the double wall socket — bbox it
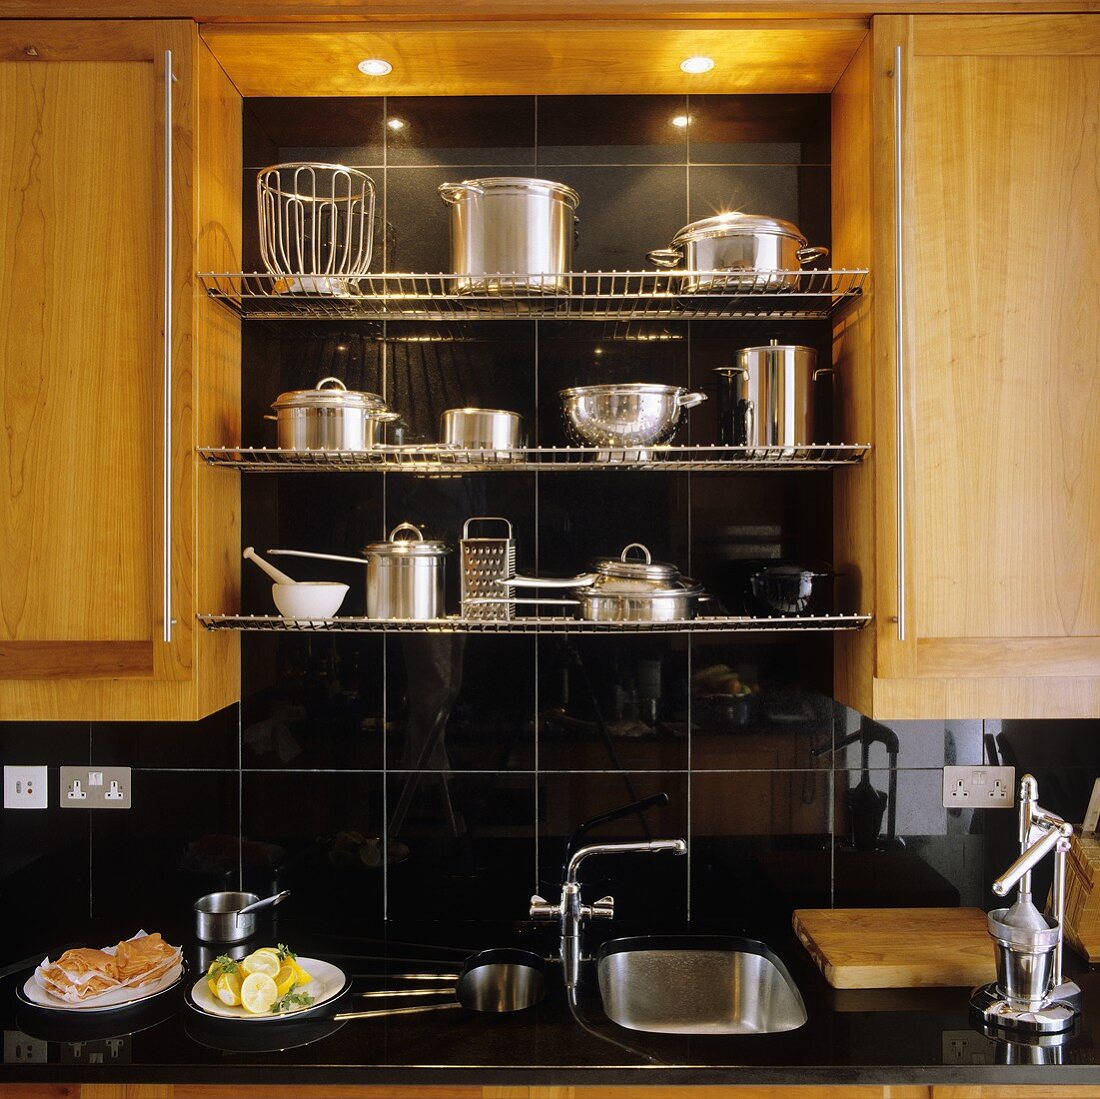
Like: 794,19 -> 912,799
60,766 -> 131,809
942,765 -> 1015,808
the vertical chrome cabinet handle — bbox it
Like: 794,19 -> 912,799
163,49 -> 175,644
893,44 -> 906,642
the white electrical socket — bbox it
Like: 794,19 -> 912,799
60,766 -> 132,809
3,766 -> 48,809
942,765 -> 1015,808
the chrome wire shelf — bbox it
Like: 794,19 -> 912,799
197,443 -> 869,473
198,269 -> 868,321
198,613 -> 871,635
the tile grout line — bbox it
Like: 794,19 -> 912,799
532,94 -> 540,895
684,93 -> 692,924
237,700 -> 244,893
381,95 -> 390,922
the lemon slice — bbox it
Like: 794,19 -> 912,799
253,946 -> 281,959
240,972 -> 278,1014
288,957 -> 312,987
274,962 -> 297,998
240,950 -> 280,978
215,971 -> 242,1007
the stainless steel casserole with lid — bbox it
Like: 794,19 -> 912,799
560,383 -> 707,447
500,543 -> 705,622
270,376 -> 397,451
438,177 -> 580,295
647,213 -> 828,293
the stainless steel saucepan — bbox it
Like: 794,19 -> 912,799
194,890 -> 291,943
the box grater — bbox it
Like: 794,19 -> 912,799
460,517 -> 516,620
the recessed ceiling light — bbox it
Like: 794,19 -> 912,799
386,117 -> 406,131
357,58 -> 393,76
671,114 -> 692,128
679,56 -> 715,74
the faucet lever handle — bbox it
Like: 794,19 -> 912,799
529,894 -> 560,920
590,895 -> 615,919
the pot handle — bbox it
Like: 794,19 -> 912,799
389,522 -> 425,543
316,376 -> 347,391
647,248 -> 683,269
367,410 -> 402,423
268,548 -> 366,565
620,543 -> 652,564
676,391 -> 708,409
796,245 -> 830,266
498,574 -> 595,590
263,414 -> 277,421
438,181 -> 482,205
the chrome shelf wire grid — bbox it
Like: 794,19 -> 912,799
197,443 -> 870,473
197,613 -> 871,635
197,268 -> 868,322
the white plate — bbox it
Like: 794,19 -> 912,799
20,963 -> 184,1014
187,957 -> 347,1022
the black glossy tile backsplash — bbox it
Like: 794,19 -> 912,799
1,94 -> 1095,960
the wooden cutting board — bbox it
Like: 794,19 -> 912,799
792,907 -> 996,989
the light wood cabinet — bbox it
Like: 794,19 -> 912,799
833,14 -> 1100,719
0,20 -> 241,720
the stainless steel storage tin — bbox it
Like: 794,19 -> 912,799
364,523 -> 450,620
441,408 -> 522,450
460,517 -> 516,621
648,213 -> 828,293
716,341 -> 820,454
438,177 -> 580,295
271,377 -> 394,451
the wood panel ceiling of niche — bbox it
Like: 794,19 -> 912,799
201,19 -> 869,97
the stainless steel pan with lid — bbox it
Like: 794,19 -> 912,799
647,212 -> 828,293
269,377 -> 398,451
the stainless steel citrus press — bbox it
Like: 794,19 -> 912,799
970,774 -> 1081,1034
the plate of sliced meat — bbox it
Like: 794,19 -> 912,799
18,931 -> 184,1014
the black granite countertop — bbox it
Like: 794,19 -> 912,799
2,913 -> 1100,1087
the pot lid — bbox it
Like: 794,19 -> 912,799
272,376 -> 388,412
592,543 -> 681,582
733,338 -> 818,357
439,176 -> 580,208
670,212 -> 806,246
364,522 -> 450,557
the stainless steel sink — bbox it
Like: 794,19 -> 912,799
596,935 -> 808,1035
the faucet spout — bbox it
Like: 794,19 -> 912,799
566,838 -> 686,883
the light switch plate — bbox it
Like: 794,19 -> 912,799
4,1030 -> 48,1064
60,766 -> 132,809
3,766 -> 48,809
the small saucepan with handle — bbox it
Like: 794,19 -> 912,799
194,890 -> 291,944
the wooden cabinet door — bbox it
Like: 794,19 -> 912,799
0,21 -> 240,720
844,15 -> 1100,718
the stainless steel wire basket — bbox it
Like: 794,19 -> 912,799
257,162 -> 377,285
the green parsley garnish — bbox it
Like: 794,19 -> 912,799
275,943 -> 296,962
270,985 -> 314,1014
208,954 -> 239,979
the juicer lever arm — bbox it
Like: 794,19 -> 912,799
992,818 -> 1072,897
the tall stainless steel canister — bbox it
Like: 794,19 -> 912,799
717,340 -> 821,454
363,523 -> 450,620
438,177 -> 580,295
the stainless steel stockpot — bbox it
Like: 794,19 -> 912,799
438,177 -> 580,295
440,408 -> 522,450
270,377 -> 397,451
364,523 -> 450,621
648,213 -> 828,293
715,340 -> 832,453
560,383 -> 707,447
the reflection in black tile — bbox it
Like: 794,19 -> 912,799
242,770 -> 385,919
687,164 -> 803,232
385,96 -> 536,167
537,636 -> 688,772
537,95 -> 689,165
90,770 -> 241,924
386,770 -> 534,922
386,636 -> 535,773
92,704 -> 239,770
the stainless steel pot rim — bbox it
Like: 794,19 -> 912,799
560,383 -> 689,398
668,212 -> 807,245
439,176 -> 581,207
194,891 -> 259,914
581,580 -> 703,598
442,407 -> 523,419
731,343 -> 819,357
273,377 -> 389,411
